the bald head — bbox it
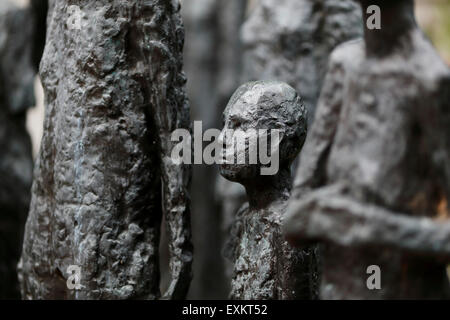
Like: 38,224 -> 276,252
219,81 -> 307,182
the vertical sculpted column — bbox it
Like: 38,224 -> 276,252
0,0 -> 35,299
19,0 -> 192,299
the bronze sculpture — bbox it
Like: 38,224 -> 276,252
220,81 -> 317,299
284,0 -> 450,299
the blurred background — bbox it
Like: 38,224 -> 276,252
4,0 -> 450,300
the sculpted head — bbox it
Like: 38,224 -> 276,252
218,81 -> 307,184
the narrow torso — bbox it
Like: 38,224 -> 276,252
230,205 -> 317,299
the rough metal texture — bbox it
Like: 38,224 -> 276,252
0,0 -> 35,299
220,81 -> 316,299
241,0 -> 362,123
19,0 -> 192,300
217,0 -> 363,292
284,0 -> 450,299
217,0 -> 363,296
182,0 -> 246,299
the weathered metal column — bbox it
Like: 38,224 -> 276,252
19,0 -> 192,300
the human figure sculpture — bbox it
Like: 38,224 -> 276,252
217,0 -> 363,287
284,0 -> 450,299
19,0 -> 192,299
220,81 -> 317,299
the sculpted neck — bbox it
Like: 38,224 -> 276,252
244,167 -> 291,211
361,0 -> 417,57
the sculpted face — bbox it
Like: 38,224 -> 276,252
218,85 -> 260,182
218,81 -> 307,183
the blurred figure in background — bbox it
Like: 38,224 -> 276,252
0,0 -> 36,299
